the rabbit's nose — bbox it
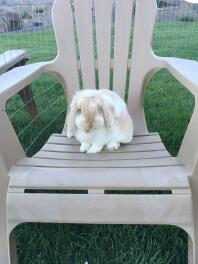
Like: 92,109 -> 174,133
85,127 -> 91,132
84,119 -> 93,132
84,124 -> 91,132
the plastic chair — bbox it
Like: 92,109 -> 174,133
0,0 -> 197,263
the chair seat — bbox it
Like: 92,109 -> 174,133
9,133 -> 190,191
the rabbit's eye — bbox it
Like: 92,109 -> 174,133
77,109 -> 81,114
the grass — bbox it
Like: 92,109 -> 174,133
1,20 -> 198,263
16,224 -> 187,264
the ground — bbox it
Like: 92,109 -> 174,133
0,21 -> 197,263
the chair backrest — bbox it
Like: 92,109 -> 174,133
51,0 -> 160,133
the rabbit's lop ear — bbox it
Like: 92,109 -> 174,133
67,99 -> 78,138
101,100 -> 114,131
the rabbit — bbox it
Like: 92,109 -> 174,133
66,89 -> 133,154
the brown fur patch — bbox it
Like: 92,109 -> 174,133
79,97 -> 101,132
115,112 -> 133,135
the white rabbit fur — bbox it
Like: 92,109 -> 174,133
66,89 -> 133,153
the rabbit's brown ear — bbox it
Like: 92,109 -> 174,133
67,100 -> 77,137
101,100 -> 114,130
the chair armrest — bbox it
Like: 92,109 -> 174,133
0,61 -> 50,171
0,62 -> 50,108
163,57 -> 198,97
161,57 -> 198,173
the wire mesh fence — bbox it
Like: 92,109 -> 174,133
0,0 -> 198,61
0,1 -> 56,63
0,0 -> 197,157
153,0 -> 198,60
6,73 -> 66,157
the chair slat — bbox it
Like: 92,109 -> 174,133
52,0 -> 79,95
7,194 -> 192,225
54,132 -> 159,138
9,166 -> 189,189
41,142 -> 165,153
18,157 -> 182,168
34,150 -> 170,161
94,0 -> 112,89
48,134 -> 162,145
74,0 -> 96,89
113,0 -> 133,98
127,0 -> 158,132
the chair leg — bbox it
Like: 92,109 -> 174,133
9,229 -> 17,264
188,235 -> 194,264
0,207 -> 18,264
0,165 -> 10,263
0,219 -> 10,264
18,85 -> 39,121
0,196 -> 11,264
190,177 -> 198,264
193,227 -> 198,264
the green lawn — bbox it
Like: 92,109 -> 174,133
1,21 -> 197,263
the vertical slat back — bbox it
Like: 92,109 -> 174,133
52,0 -> 158,110
52,0 -> 79,100
94,0 -> 112,89
74,0 -> 96,89
127,0 -> 159,134
113,0 -> 133,98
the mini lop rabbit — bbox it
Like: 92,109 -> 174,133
67,89 -> 133,154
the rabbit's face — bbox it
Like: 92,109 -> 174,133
67,91 -> 113,138
75,97 -> 105,133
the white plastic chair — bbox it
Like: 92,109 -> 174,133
0,0 -> 198,263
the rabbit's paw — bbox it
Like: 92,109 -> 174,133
87,144 -> 103,154
106,142 -> 120,151
80,142 -> 91,152
67,129 -> 73,138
